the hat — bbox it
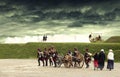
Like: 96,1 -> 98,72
37,48 -> 41,51
101,49 -> 104,52
86,48 -> 88,51
109,49 -> 113,52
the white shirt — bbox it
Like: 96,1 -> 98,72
107,51 -> 114,60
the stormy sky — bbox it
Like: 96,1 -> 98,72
0,0 -> 120,43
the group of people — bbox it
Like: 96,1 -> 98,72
43,34 -> 47,41
37,46 -> 82,67
37,46 -> 58,67
37,46 -> 114,71
84,49 -> 114,71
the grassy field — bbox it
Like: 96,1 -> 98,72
0,42 -> 120,62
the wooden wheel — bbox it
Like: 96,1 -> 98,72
73,54 -> 84,68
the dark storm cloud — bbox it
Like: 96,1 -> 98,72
0,0 -> 119,21
0,0 -> 119,30
0,0 -> 119,11
0,0 -> 119,28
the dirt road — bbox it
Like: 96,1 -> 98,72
0,59 -> 120,77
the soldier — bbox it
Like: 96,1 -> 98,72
51,46 -> 58,67
67,50 -> 72,56
72,48 -> 79,58
43,48 -> 49,66
84,48 -> 92,68
37,48 -> 44,66
48,48 -> 53,66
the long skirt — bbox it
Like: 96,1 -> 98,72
98,61 -> 105,70
107,60 -> 114,69
94,60 -> 98,68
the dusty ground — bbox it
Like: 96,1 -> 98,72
0,59 -> 120,77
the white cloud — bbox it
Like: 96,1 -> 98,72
4,36 -> 40,43
4,34 -> 90,43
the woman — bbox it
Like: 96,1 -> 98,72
107,49 -> 114,71
93,52 -> 99,70
98,49 -> 106,70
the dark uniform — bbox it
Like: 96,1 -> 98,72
84,49 -> 91,68
37,49 -> 44,66
98,50 -> 105,70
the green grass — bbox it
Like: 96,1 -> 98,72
0,42 -> 120,62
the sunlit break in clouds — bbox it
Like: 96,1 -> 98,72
0,0 -> 120,43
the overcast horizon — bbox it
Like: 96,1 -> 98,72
0,0 -> 120,43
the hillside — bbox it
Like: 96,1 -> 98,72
105,36 -> 120,43
0,43 -> 120,62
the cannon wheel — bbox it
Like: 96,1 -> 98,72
78,54 -> 84,68
56,56 -> 63,67
74,54 -> 84,68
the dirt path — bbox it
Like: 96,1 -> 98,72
0,59 -> 120,77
